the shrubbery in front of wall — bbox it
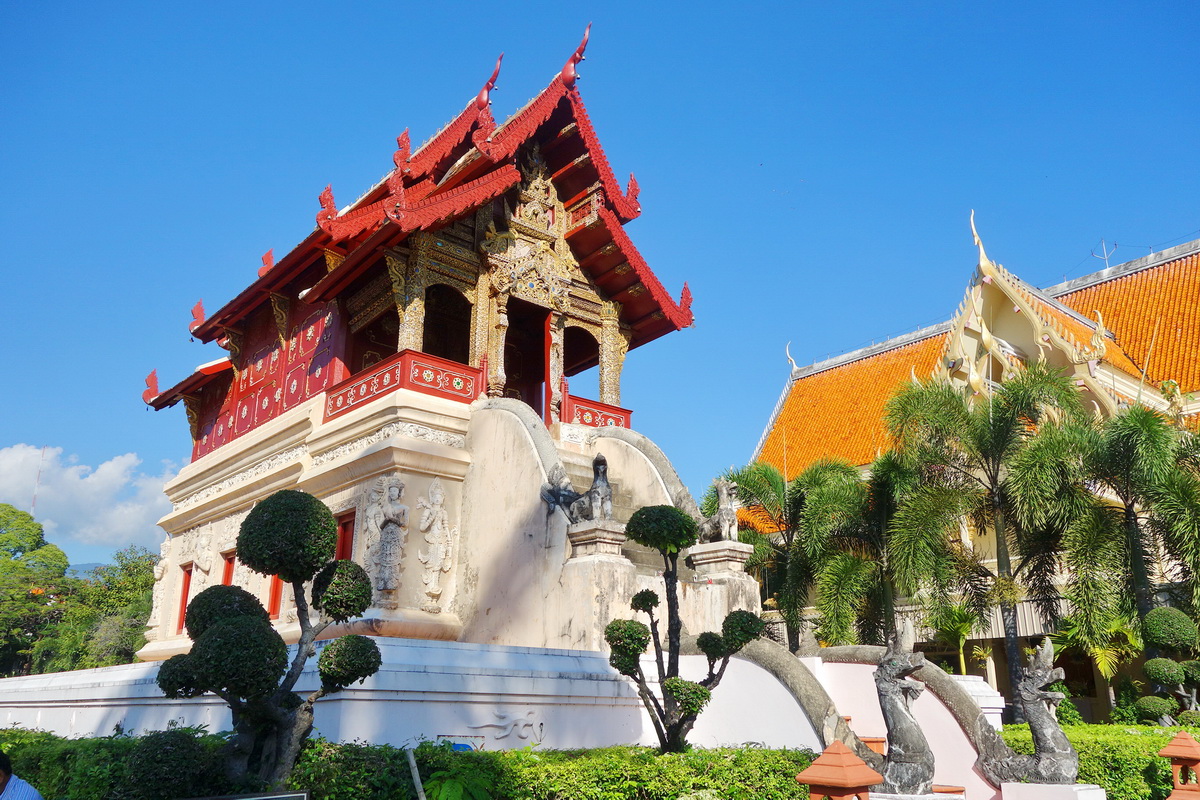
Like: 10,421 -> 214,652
1,727 -> 817,800
1002,723 -> 1200,800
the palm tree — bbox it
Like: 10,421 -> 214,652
720,462 -> 811,651
801,452 -> 958,645
928,601 -> 988,675
887,361 -> 1084,719
1049,612 -> 1141,711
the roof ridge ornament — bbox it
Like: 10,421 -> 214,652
317,185 -> 338,231
257,249 -> 275,278
142,370 -> 159,405
970,209 -> 993,271
394,129 -> 412,170
189,300 -> 206,334
475,54 -> 504,110
560,23 -> 591,88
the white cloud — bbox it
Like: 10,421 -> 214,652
0,444 -> 176,555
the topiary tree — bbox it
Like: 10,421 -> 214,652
156,490 -> 380,788
603,505 -> 764,753
1143,606 -> 1198,655
1134,694 -> 1179,726
1135,606 -> 1200,722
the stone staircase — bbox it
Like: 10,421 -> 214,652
560,452 -> 697,580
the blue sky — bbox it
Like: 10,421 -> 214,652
2,1 -> 1197,565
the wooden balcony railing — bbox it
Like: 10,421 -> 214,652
560,378 -> 631,428
324,350 -> 485,421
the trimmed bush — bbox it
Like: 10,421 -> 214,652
238,489 -> 336,582
624,505 -> 698,554
191,615 -> 287,699
1144,657 -> 1187,687
126,729 -> 217,800
312,559 -> 373,622
1134,694 -> 1179,723
663,677 -> 711,715
318,635 -> 382,691
185,584 -> 268,640
722,610 -> 766,653
1143,606 -> 1198,654
1179,709 -> 1200,726
697,631 -> 726,663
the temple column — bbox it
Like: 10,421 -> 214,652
599,301 -> 629,406
547,312 -> 565,424
488,291 -> 509,397
387,249 -> 426,353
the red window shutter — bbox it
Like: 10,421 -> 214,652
268,575 -> 284,619
335,511 -> 356,561
221,552 -> 236,585
176,564 -> 193,635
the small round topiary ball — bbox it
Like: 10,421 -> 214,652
1178,709 -> 1200,727
1145,657 -> 1187,687
625,505 -> 698,555
185,584 -> 269,641
318,634 -> 382,691
191,616 -> 287,700
1134,694 -> 1179,723
312,560 -> 373,622
604,618 -> 651,677
721,610 -> 765,654
157,653 -> 205,699
1143,606 -> 1199,654
697,631 -> 726,663
630,589 -> 660,614
238,490 -> 337,583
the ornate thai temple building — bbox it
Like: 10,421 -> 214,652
138,35 -> 757,662
753,226 -> 1200,713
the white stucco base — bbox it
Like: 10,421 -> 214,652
0,639 -> 821,753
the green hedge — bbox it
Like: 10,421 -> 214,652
1,728 -> 814,800
1002,723 -> 1199,800
293,741 -> 817,800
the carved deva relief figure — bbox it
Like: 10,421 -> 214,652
146,537 -> 172,628
417,477 -> 456,613
364,476 -> 409,608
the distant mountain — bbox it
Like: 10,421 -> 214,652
67,563 -> 104,578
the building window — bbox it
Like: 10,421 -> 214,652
268,575 -> 284,620
176,563 -> 193,635
221,552 -> 236,586
336,511 -> 356,561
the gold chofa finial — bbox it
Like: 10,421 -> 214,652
970,209 -> 991,269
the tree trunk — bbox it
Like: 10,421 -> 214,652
663,553 -> 681,679
992,500 -> 1026,724
1125,507 -> 1154,623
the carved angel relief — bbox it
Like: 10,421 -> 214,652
417,477 -> 457,613
363,475 -> 409,609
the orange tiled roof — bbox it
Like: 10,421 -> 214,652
1055,251 -> 1200,393
990,263 -> 1145,379
756,333 -> 949,478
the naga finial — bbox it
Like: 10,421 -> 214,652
560,23 -> 592,88
258,249 -> 274,278
189,300 -> 206,334
970,209 -> 992,270
142,369 -> 159,405
394,129 -> 411,169
475,53 -> 504,110
786,342 -> 802,379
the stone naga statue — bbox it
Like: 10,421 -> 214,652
874,636 -> 935,796
978,639 -> 1078,785
540,454 -> 613,524
697,479 -> 737,543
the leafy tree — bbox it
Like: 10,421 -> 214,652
156,490 -> 380,788
603,505 -> 764,753
0,504 -> 73,675
31,545 -> 158,673
887,362 -> 1084,721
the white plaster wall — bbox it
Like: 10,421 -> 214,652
0,641 -> 819,755
813,659 -> 999,800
